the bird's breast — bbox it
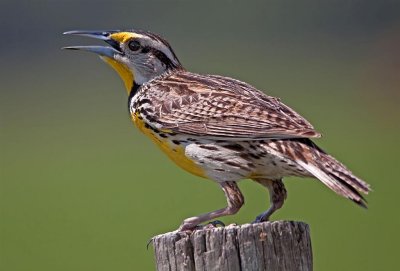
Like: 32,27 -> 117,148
130,111 -> 206,179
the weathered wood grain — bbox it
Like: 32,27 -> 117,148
152,221 -> 312,271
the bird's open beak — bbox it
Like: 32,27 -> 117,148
62,30 -> 123,58
63,30 -> 135,93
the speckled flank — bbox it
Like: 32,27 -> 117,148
131,109 -> 313,183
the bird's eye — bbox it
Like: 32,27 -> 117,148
128,40 -> 141,51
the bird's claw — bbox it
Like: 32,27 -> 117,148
193,220 -> 225,231
146,237 -> 154,250
207,220 -> 226,228
179,220 -> 226,232
253,214 -> 269,224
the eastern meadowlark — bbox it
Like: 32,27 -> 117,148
64,30 -> 371,231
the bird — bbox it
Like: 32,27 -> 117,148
63,29 -> 371,231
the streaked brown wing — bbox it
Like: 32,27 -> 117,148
146,71 -> 321,140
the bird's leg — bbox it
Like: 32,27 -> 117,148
252,178 -> 287,223
178,181 -> 244,232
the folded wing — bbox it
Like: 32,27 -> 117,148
143,72 -> 321,140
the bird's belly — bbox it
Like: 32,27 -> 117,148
132,115 -> 206,178
160,143 -> 206,178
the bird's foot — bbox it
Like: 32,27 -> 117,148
178,220 -> 225,232
253,213 -> 270,224
203,220 -> 226,229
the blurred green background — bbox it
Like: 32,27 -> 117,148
1,0 -> 399,270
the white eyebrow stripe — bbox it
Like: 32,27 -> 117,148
145,38 -> 178,65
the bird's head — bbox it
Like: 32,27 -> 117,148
63,30 -> 182,94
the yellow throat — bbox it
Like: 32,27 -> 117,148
100,56 -> 133,94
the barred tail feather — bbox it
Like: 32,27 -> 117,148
297,160 -> 368,208
267,138 -> 371,207
287,138 -> 371,207
320,153 -> 371,195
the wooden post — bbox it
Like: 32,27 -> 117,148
152,221 -> 312,271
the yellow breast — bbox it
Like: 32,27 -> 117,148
131,113 -> 206,178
